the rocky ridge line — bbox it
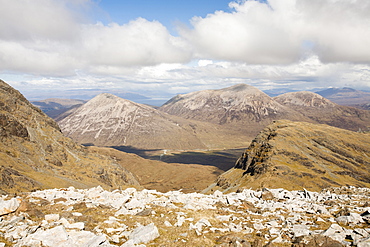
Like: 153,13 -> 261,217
208,120 -> 370,193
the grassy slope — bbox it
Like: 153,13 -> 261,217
206,120 -> 370,193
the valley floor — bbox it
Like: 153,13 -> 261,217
1,186 -> 370,246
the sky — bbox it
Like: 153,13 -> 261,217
1,0 -> 370,103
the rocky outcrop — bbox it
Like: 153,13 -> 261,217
207,120 -> 370,192
0,80 -> 140,194
1,186 -> 370,246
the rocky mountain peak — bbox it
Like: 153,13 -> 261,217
274,91 -> 336,108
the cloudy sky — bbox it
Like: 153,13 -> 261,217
1,0 -> 370,102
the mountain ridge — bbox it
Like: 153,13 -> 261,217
205,120 -> 370,193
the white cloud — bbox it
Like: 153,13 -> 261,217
0,0 -> 83,41
8,56 -> 370,101
81,19 -> 191,67
0,0 -> 191,76
296,0 -> 370,63
180,0 -> 370,64
1,0 -> 370,98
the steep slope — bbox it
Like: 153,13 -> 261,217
0,80 -> 140,194
274,91 -> 370,131
316,87 -> 370,106
206,120 -> 370,193
58,93 -> 212,150
159,84 -> 310,140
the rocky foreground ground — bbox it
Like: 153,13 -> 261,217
1,186 -> 370,246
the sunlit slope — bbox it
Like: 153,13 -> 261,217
206,120 -> 370,193
0,80 -> 140,194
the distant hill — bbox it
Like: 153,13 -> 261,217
0,80 -> 140,194
316,87 -> 370,106
159,84 -> 311,141
206,120 -> 370,193
274,91 -> 370,132
32,98 -> 86,119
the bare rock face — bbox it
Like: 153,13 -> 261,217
0,80 -> 140,194
207,120 -> 370,193
58,93 -> 209,150
275,91 -> 370,132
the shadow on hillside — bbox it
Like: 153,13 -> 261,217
110,146 -> 244,171
110,145 -> 162,158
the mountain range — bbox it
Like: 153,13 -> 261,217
2,79 -> 370,196
57,84 -> 370,152
57,93 -> 248,150
160,84 -> 370,136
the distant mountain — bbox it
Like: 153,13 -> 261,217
58,93 -> 210,150
262,88 -> 298,97
0,80 -> 140,194
274,91 -> 370,131
32,98 -> 86,119
159,84 -> 310,140
206,120 -> 370,193
316,87 -> 370,106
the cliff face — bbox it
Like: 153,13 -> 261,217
206,120 -> 370,193
0,80 -> 140,194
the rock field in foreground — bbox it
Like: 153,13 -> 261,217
1,186 -> 370,246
